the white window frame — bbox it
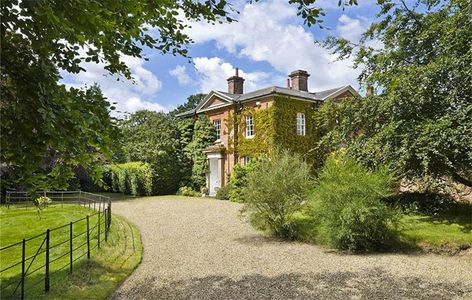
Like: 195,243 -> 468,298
297,112 -> 306,136
245,115 -> 254,138
213,119 -> 221,141
243,156 -> 251,165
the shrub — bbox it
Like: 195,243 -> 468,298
109,162 -> 153,196
33,196 -> 52,219
228,159 -> 260,202
310,151 -> 398,251
177,186 -> 201,197
241,149 -> 313,238
215,184 -> 232,200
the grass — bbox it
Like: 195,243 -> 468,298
291,201 -> 472,252
0,204 -> 142,299
398,212 -> 472,248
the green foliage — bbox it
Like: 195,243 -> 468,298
234,96 -> 317,166
186,115 -> 217,190
310,152 -> 398,251
228,160 -> 261,202
109,162 -> 153,196
33,196 -> 52,219
120,111 -> 181,194
322,0 -> 472,187
241,150 -> 313,238
0,0 -> 235,192
215,184 -> 232,200
1,81 -> 119,192
170,94 -> 206,118
177,186 -> 201,197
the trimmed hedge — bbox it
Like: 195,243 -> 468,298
108,162 -> 153,196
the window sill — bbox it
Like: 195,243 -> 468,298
245,135 -> 255,139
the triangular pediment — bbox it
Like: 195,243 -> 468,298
196,91 -> 234,113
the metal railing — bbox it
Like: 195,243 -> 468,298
0,191 -> 111,299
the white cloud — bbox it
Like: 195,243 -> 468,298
337,14 -> 369,42
169,65 -> 192,86
61,54 -> 168,116
185,0 -> 361,91
193,57 -> 274,93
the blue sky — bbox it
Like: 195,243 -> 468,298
62,0 -> 379,116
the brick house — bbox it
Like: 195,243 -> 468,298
178,69 -> 358,196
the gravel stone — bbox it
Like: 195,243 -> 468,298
111,197 -> 472,300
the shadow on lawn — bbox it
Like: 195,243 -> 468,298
112,268 -> 471,300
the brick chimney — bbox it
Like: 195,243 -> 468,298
289,70 -> 310,92
227,68 -> 244,94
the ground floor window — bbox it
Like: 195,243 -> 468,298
243,156 -> 251,165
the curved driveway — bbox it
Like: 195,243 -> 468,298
111,196 -> 472,299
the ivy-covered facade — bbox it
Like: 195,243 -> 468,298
177,69 -> 358,195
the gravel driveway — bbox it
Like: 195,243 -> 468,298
111,196 -> 472,300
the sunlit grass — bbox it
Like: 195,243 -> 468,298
0,204 -> 142,299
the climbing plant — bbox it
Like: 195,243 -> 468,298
230,96 -> 318,166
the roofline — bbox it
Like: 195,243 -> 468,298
194,90 -> 234,113
198,102 -> 234,113
321,85 -> 359,100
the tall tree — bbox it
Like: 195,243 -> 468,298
186,116 -> 217,190
120,110 -> 182,194
321,0 -> 472,186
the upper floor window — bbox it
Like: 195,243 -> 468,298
245,115 -> 254,138
297,113 -> 305,136
213,119 -> 221,141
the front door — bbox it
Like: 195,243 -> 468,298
208,157 -> 220,196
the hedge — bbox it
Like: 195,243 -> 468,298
108,162 -> 153,196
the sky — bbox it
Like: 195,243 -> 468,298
61,0 -> 379,116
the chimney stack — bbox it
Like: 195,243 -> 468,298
289,70 -> 310,92
366,85 -> 374,96
227,68 -> 245,94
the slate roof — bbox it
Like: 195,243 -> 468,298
175,85 -> 355,117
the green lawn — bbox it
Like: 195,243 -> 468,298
399,213 -> 472,248
291,205 -> 472,252
0,204 -> 142,299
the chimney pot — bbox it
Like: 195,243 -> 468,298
289,70 -> 310,91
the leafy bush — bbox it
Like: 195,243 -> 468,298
228,160 -> 260,202
215,184 -> 232,200
33,196 -> 52,219
385,192 -> 456,215
177,186 -> 201,197
109,162 -> 153,196
310,151 -> 398,251
241,149 -> 313,238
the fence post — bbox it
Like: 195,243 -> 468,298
87,215 -> 90,259
108,200 -> 112,227
104,209 -> 108,242
45,229 -> 50,292
97,210 -> 101,249
69,222 -> 73,273
21,239 -> 25,300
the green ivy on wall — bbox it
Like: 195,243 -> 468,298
230,96 -> 318,165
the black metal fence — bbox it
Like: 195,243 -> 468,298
0,191 -> 111,299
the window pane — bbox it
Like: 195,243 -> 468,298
214,120 -> 221,140
245,115 -> 254,137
